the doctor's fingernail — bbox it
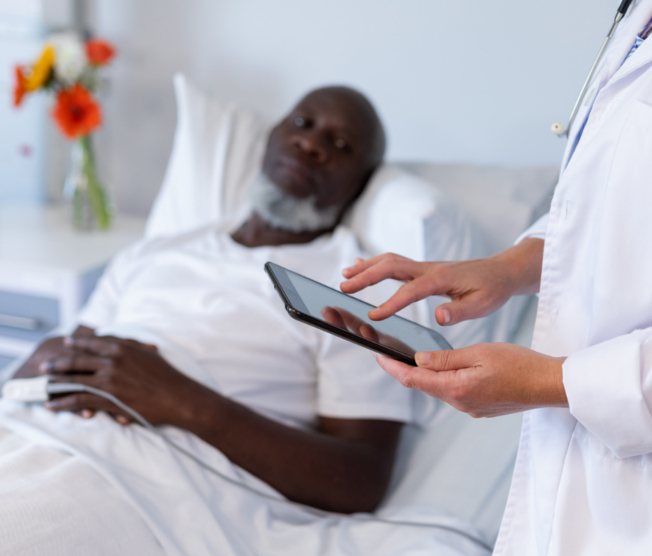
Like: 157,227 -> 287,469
441,309 -> 451,324
415,352 -> 432,366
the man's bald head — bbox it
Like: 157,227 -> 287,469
260,86 -> 386,224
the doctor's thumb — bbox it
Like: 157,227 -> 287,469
435,301 -> 474,326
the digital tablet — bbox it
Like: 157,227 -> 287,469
265,262 -> 452,366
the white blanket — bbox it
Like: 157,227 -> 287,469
0,333 -> 490,556
0,426 -> 164,556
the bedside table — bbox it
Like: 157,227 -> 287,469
0,204 -> 146,371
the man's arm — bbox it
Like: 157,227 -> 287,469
39,335 -> 402,514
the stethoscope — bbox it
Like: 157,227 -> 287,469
552,0 -> 635,137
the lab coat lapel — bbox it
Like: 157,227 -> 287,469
562,0 -> 652,171
603,2 -> 652,88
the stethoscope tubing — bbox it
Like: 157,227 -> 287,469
556,0 -> 635,137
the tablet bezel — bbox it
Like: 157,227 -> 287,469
264,261 -> 452,367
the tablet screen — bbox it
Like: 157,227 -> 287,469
267,262 -> 451,358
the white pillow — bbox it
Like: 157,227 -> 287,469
400,163 -> 558,256
145,74 -> 270,239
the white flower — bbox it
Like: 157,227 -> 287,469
49,33 -> 88,85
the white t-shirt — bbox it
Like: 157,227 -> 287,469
78,224 -> 421,429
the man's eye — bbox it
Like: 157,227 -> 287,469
334,138 -> 348,150
294,116 -> 308,128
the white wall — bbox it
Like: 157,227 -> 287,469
85,0 -> 615,215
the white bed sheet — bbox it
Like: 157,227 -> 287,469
0,426 -> 164,556
0,331 -> 492,555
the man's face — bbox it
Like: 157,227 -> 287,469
262,88 -> 379,214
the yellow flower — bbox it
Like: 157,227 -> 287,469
25,45 -> 54,91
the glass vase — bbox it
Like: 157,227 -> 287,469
63,135 -> 112,231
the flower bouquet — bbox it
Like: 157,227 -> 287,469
13,34 -> 116,230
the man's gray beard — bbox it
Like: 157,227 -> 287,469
249,172 -> 340,233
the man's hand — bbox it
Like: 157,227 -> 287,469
375,343 -> 568,418
13,325 -> 96,379
340,238 -> 544,326
40,335 -> 200,427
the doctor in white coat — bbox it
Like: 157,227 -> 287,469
341,0 -> 652,553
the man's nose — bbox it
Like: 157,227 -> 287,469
291,133 -> 328,163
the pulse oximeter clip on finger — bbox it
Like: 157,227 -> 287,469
2,376 -> 80,402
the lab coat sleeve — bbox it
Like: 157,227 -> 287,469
514,212 -> 549,245
563,328 -> 652,458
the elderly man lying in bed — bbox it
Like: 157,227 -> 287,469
0,87 -> 487,556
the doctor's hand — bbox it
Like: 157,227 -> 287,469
375,343 -> 568,418
341,238 -> 544,326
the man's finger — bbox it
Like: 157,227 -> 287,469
45,392 -> 112,413
112,413 -> 133,426
121,338 -> 158,352
45,391 -> 131,424
63,336 -> 122,357
39,354 -> 109,374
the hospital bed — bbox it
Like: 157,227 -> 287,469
0,73 -> 557,550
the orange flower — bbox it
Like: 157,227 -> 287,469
13,66 -> 28,107
52,84 -> 102,139
86,39 -> 115,66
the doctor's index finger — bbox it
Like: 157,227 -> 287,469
366,274 -> 451,321
340,254 -> 420,294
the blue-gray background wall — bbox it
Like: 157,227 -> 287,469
16,0 -> 618,214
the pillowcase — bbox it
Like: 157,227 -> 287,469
145,74 -> 269,239
399,163 -> 558,256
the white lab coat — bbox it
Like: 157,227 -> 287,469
494,1 -> 652,554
